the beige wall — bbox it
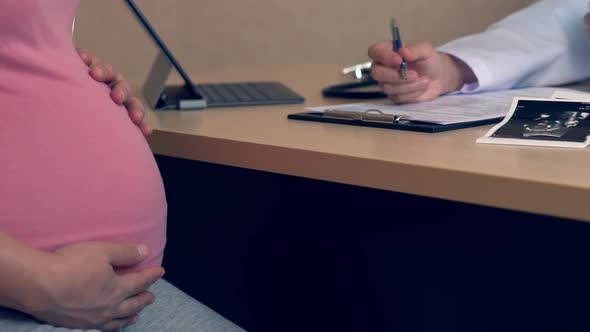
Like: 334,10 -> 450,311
74,0 -> 535,82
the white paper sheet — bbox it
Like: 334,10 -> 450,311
308,87 -> 557,125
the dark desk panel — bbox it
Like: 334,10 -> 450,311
157,155 -> 590,332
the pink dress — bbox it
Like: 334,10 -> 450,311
0,1 -> 167,270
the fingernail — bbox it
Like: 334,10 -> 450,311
136,110 -> 144,120
116,91 -> 126,102
418,79 -> 429,88
137,244 -> 148,258
94,68 -> 103,78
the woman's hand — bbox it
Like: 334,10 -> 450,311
368,41 -> 476,104
28,242 -> 163,332
77,49 -> 152,136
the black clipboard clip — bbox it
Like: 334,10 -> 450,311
324,108 -> 408,124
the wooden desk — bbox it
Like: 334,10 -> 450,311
145,64 -> 590,222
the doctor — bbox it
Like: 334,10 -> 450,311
368,0 -> 590,104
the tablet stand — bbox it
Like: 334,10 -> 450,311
142,52 -> 207,110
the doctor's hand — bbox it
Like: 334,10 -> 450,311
368,41 -> 476,104
77,49 -> 152,136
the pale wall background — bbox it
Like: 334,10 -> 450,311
74,0 -> 536,82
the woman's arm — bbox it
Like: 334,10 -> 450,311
0,230 -> 163,331
0,231 -> 52,312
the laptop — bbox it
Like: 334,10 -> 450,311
124,0 -> 305,110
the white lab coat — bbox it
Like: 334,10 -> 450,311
438,0 -> 590,93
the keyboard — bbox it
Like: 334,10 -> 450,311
194,81 -> 305,107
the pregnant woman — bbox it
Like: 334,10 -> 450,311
0,1 -> 243,331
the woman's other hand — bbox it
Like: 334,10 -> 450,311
77,49 -> 152,136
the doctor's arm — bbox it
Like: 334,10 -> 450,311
369,0 -> 590,104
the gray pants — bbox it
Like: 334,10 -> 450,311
0,279 -> 245,332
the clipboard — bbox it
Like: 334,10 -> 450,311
287,109 -> 503,133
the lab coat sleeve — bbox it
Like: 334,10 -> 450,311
437,0 -> 590,93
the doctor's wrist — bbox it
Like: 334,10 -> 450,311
440,52 -> 476,94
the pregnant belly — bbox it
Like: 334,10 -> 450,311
0,79 -> 167,271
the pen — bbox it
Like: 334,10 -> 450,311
390,18 -> 408,80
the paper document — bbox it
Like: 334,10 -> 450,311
308,87 -> 557,125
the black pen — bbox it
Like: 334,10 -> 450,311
390,18 -> 408,80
